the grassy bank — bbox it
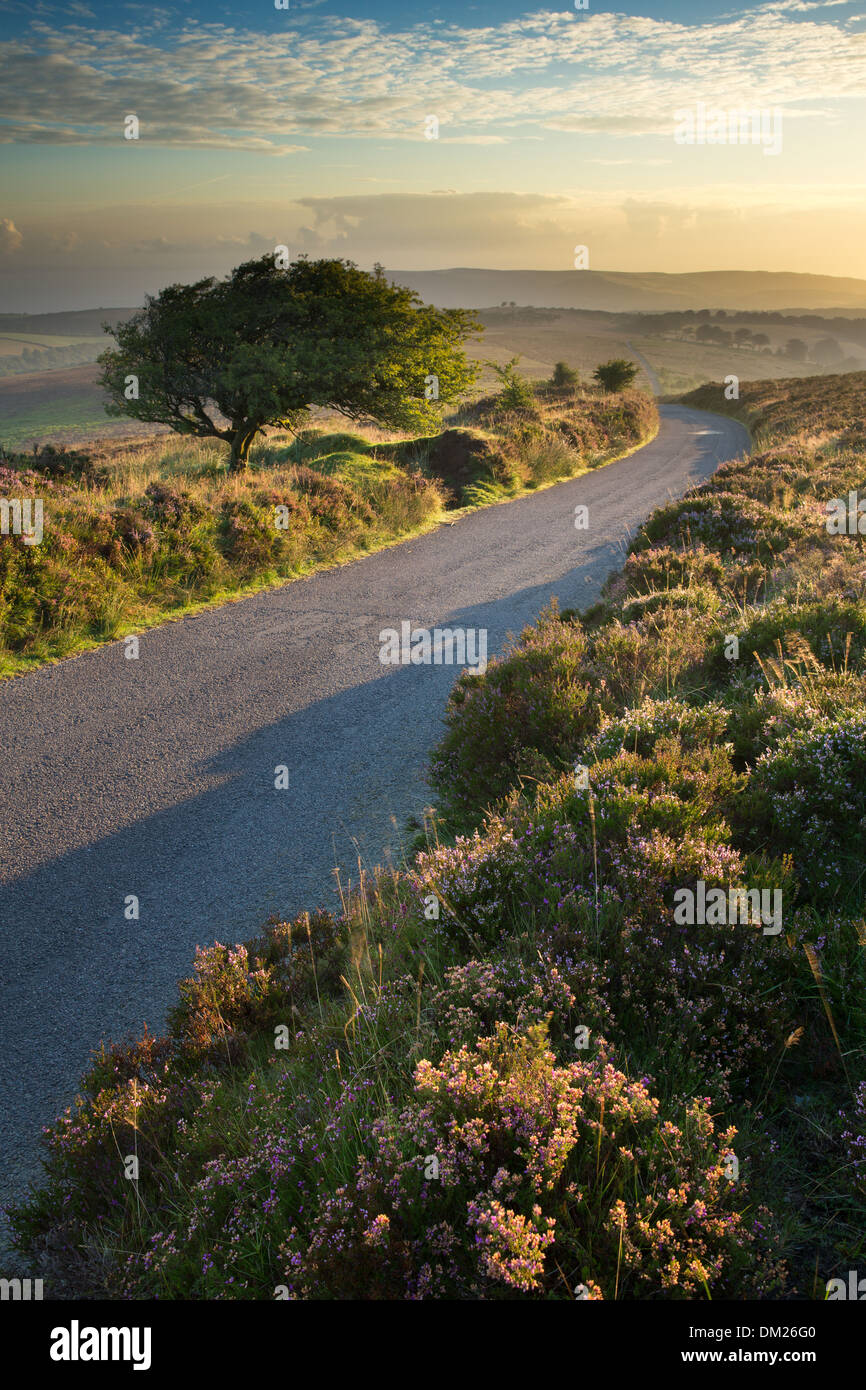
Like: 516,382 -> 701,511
12,372 -> 865,1302
0,382 -> 655,679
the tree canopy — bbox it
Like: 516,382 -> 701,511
99,256 -> 480,469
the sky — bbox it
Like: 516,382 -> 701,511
0,0 -> 865,310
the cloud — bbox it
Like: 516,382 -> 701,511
4,188 -> 866,302
0,217 -> 23,253
754,1 -> 856,12
0,7 -> 863,152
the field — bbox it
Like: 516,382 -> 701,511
0,334 -> 104,355
0,365 -> 166,450
9,370 -> 866,1299
468,309 -> 858,396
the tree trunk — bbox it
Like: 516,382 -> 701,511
228,427 -> 257,472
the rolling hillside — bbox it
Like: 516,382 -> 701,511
387,268 -> 866,313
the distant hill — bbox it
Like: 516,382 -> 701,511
385,269 -> 866,314
6,271 -> 866,332
0,308 -> 138,337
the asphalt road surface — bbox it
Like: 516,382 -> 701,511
0,402 -> 749,1244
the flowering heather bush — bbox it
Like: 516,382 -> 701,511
168,911 -> 345,1059
13,1056 -> 184,1251
144,479 -> 204,528
425,956 -> 608,1051
726,678 -> 866,764
284,1023 -> 764,1299
0,462 -> 54,492
621,585 -> 723,623
554,740 -> 741,848
589,833 -> 802,1094
429,605 -> 612,826
410,772 -> 802,1096
589,608 -> 718,704
0,534 -> 48,647
586,698 -> 730,761
612,543 -> 732,600
633,490 -> 805,559
410,819 -> 531,945
1,442 -> 101,483
712,598 -> 866,683
740,713 -> 866,900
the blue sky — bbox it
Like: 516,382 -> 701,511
1,0 -> 864,309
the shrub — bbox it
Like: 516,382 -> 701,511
167,911 -> 345,1059
283,1023 -> 764,1299
523,435 -> 579,486
1,442 -> 101,484
425,955 -> 609,1052
615,545 -> 729,599
593,359 -> 639,392
736,599 -> 866,676
144,480 -> 203,529
737,713 -> 866,901
589,609 -> 716,704
586,698 -> 731,761
633,491 -> 803,559
551,361 -> 579,388
841,1082 -> 866,1197
429,606 -> 611,825
220,497 -> 281,567
490,358 -> 539,415
622,585 -> 723,623
726,678 -> 866,764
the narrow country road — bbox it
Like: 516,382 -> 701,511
0,403 -> 748,1237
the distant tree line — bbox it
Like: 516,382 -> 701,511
626,307 -> 866,348
0,341 -> 101,377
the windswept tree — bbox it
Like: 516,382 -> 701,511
99,256 -> 480,470
593,359 -> 639,393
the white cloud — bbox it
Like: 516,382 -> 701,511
0,7 -> 863,152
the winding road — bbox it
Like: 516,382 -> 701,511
0,402 -> 749,1245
